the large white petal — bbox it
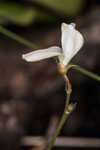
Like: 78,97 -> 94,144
22,46 -> 62,62
61,23 -> 84,66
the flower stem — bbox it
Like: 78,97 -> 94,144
63,74 -> 72,109
0,26 -> 37,49
46,65 -> 76,150
46,111 -> 71,150
68,64 -> 100,82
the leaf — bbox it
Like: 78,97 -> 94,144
0,2 -> 57,25
0,2 -> 36,25
31,0 -> 86,16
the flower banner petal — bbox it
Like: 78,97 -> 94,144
61,23 -> 84,66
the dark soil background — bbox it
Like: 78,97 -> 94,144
0,0 -> 100,150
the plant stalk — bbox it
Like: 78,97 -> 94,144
68,64 -> 100,82
0,26 -> 37,49
46,64 -> 75,150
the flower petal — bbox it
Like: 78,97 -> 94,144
74,30 -> 84,56
22,46 -> 62,62
61,23 -> 84,66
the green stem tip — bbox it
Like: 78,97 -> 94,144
68,64 -> 100,82
0,26 -> 37,49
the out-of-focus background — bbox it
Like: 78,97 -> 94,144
0,0 -> 100,150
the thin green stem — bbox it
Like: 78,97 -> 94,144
68,64 -> 100,82
47,92 -> 74,150
65,89 -> 71,110
46,114 -> 67,150
64,75 -> 72,109
46,70 -> 75,150
0,26 -> 37,49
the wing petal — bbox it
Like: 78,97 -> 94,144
22,46 -> 62,62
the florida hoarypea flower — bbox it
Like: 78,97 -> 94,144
22,23 -> 84,67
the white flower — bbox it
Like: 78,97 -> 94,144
22,23 -> 84,66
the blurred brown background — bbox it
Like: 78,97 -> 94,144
0,0 -> 100,150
